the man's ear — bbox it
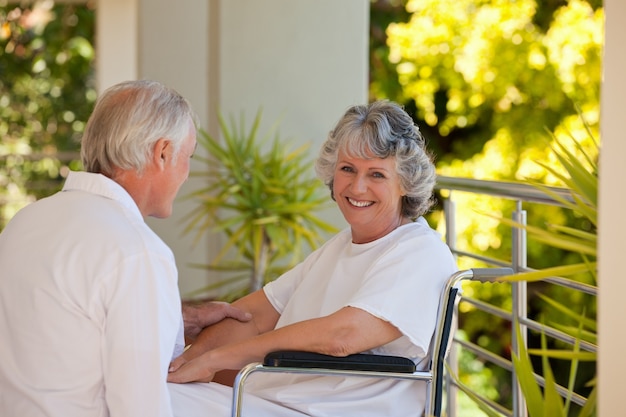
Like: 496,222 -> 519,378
152,138 -> 171,169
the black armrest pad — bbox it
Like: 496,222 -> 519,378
263,350 -> 416,373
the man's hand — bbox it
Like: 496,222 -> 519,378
182,301 -> 252,343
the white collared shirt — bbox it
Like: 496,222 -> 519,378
0,171 -> 184,417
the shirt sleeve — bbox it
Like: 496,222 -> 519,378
99,251 -> 181,417
263,238 -> 330,314
347,232 -> 458,357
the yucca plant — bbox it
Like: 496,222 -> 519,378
461,119 -> 598,416
182,110 -> 337,300
498,124 -> 597,283
510,319 -> 597,417
504,125 -> 598,416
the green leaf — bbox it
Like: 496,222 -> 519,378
577,384 -> 597,417
537,294 -> 597,332
498,263 -> 596,282
542,359 -> 566,417
527,349 -> 596,362
180,109 -> 338,297
483,214 -> 596,257
511,321 -> 545,417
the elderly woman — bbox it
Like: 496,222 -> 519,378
167,100 -> 457,417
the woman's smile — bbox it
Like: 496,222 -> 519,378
347,197 -> 374,208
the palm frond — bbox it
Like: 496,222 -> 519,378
181,110 -> 338,298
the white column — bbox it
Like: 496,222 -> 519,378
598,0 -> 626,415
137,0 -> 369,297
138,0 -> 213,297
218,0 -> 368,247
219,0 -> 369,152
96,0 -> 138,90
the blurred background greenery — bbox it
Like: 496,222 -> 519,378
0,1 -> 95,225
0,1 -> 601,415
369,3 -> 601,412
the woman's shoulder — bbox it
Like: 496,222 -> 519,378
317,227 -> 353,249
383,218 -> 454,260
390,217 -> 442,241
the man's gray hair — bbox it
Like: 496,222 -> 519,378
81,79 -> 196,175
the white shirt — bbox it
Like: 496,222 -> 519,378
255,219 -> 458,416
168,218 -> 457,417
0,171 -> 184,417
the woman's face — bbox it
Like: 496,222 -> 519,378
333,150 -> 406,244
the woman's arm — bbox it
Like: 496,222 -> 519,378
167,305 -> 402,384
174,290 -> 279,386
171,290 -> 280,366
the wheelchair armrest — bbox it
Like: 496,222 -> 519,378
263,350 -> 416,373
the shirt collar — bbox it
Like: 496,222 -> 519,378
62,171 -> 143,220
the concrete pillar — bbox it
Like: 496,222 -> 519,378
598,0 -> 626,415
124,0 -> 369,296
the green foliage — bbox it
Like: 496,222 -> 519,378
500,124 -> 597,284
511,320 -> 597,417
0,2 -> 95,228
375,0 -> 602,157
183,110 -> 338,300
369,0 -> 411,103
373,0 -> 602,273
371,3 -> 601,411
463,124 -> 598,416
511,129 -> 597,415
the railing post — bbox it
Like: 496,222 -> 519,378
511,201 -> 528,417
444,195 -> 456,253
443,195 -> 458,417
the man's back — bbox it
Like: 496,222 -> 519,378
0,172 -> 182,417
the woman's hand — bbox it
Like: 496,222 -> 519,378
168,354 -> 187,374
167,352 -> 216,384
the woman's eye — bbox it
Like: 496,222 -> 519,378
340,165 -> 354,173
372,172 -> 385,179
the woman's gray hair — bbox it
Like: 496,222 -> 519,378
315,100 -> 436,218
81,79 -> 196,175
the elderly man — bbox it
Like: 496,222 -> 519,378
0,80 -> 248,417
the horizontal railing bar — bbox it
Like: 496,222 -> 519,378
469,391 -> 513,417
461,297 -> 511,321
455,338 -> 514,371
514,266 -> 598,295
447,378 -> 513,417
452,250 -> 511,268
529,371 -> 589,408
519,317 -> 597,353
436,176 -> 576,207
455,339 -> 589,407
461,297 -> 597,352
453,251 -> 598,296
542,276 -> 597,296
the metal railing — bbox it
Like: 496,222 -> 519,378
435,176 -> 597,417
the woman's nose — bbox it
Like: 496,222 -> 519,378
350,175 -> 367,194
